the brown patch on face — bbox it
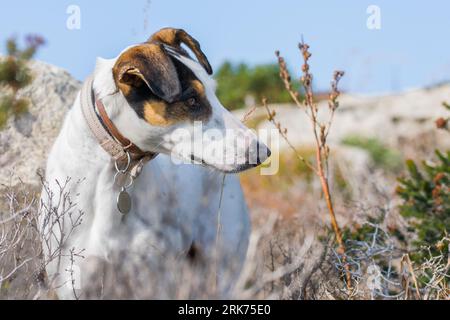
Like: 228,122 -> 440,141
113,44 -> 181,103
190,80 -> 205,96
143,101 -> 173,126
113,43 -> 212,127
142,80 -> 211,126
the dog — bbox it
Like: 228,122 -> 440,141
39,28 -> 270,299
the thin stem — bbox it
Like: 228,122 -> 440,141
272,42 -> 351,290
263,99 -> 318,175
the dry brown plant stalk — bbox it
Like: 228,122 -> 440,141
263,39 -> 351,289
401,254 -> 422,299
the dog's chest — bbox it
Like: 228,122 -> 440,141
98,156 -> 223,254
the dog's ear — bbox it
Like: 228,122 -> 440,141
113,43 -> 181,103
148,28 -> 213,75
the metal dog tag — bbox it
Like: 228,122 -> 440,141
117,187 -> 131,214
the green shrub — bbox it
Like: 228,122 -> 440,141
0,35 -> 45,128
396,150 -> 450,260
342,135 -> 403,172
214,61 -> 300,110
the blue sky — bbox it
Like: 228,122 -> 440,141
1,0 -> 450,94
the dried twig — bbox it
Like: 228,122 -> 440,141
401,254 -> 422,299
265,39 -> 351,289
241,105 -> 258,124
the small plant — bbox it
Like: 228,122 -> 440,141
396,150 -> 450,260
396,101 -> 450,262
263,40 -> 352,289
342,135 -> 403,172
0,34 -> 45,128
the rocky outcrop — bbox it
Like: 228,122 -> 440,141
0,60 -> 81,186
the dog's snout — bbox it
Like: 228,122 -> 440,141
242,141 -> 271,170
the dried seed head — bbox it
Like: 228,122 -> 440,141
334,70 -> 345,79
432,186 -> 442,200
298,42 -> 310,51
435,117 -> 448,129
320,125 -> 326,145
433,172 -> 445,184
436,240 -> 445,251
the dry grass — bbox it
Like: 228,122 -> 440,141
0,168 -> 448,299
0,175 -> 329,299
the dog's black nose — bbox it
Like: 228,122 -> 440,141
256,142 -> 271,165
239,141 -> 271,171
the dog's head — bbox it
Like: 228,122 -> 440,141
102,28 -> 270,173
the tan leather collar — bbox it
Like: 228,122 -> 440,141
95,99 -> 151,157
80,75 -> 157,172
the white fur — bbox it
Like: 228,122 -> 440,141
40,50 -> 268,299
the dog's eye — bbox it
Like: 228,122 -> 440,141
186,97 -> 197,107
